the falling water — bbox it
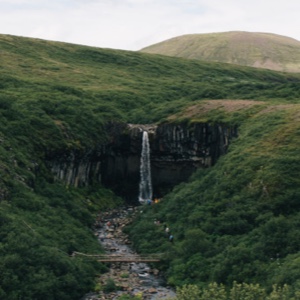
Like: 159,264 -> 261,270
139,131 -> 152,203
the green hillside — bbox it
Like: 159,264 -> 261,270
140,31 -> 300,73
1,33 -> 300,299
128,100 -> 300,292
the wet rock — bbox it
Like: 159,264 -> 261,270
82,207 -> 176,300
148,288 -> 157,293
152,269 -> 159,276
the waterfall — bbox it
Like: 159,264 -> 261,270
138,131 -> 153,204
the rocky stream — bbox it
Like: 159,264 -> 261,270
82,207 -> 176,300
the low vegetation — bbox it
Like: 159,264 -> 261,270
141,31 -> 300,73
0,34 -> 300,298
170,282 -> 300,300
127,102 -> 300,293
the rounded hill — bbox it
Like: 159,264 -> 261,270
140,31 -> 300,73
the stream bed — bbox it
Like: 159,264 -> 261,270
83,207 -> 176,300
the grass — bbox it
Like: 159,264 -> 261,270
141,31 -> 300,73
127,103 -> 300,290
0,33 -> 300,298
2,34 -> 300,139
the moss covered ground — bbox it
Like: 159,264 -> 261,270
1,34 -> 300,298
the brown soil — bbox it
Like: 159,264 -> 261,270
169,99 -> 265,120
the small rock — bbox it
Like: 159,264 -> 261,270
148,288 -> 157,293
152,269 -> 160,275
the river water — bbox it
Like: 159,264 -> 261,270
83,207 -> 176,300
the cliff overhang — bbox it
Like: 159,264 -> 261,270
47,121 -> 237,202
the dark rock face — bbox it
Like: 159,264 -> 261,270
49,148 -> 102,187
150,123 -> 237,197
48,122 -> 237,203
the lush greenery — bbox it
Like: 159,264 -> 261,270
0,182 -> 122,299
1,33 -> 300,298
127,103 -> 300,293
1,34 -> 300,127
170,282 -> 300,300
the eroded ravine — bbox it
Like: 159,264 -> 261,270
83,207 -> 175,300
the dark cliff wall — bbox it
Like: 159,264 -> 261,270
151,123 -> 237,196
48,122 -> 237,202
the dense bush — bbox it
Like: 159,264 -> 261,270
1,34 -> 300,298
127,106 -> 300,292
170,282 -> 300,300
0,179 -> 121,299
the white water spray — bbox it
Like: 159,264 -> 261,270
138,131 -> 153,203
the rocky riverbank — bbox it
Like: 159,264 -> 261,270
83,207 -> 175,300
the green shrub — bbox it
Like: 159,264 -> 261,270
103,278 -> 119,293
170,283 -> 300,300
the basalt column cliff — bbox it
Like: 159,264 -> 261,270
150,123 -> 237,197
49,122 -> 237,202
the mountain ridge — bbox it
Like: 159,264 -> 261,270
140,31 -> 300,73
0,33 -> 300,298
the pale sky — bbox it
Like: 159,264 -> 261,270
1,0 -> 299,51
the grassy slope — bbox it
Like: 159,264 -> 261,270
127,100 -> 300,292
0,34 -> 300,298
140,31 -> 300,73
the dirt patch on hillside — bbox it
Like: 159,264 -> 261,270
169,99 -> 265,120
258,104 -> 294,114
258,104 -> 300,122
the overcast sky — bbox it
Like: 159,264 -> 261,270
1,0 -> 300,51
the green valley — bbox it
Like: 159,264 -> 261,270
1,33 -> 300,299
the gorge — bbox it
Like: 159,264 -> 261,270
2,33 -> 300,300
48,121 -> 238,203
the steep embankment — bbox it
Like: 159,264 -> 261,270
127,99 -> 300,295
0,34 -> 300,299
141,31 -> 300,73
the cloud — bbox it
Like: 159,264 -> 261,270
0,0 -> 299,50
